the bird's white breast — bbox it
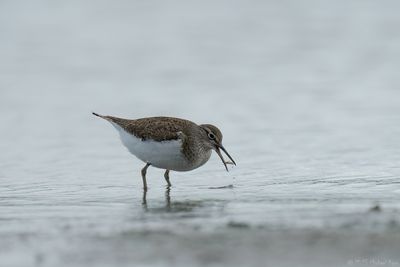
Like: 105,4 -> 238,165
110,122 -> 195,171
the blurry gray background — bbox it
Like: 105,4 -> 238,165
1,1 -> 400,267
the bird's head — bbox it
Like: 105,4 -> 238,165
200,124 -> 236,171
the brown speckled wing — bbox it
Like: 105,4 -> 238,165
105,116 -> 197,142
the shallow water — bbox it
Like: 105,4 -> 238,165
1,0 -> 400,266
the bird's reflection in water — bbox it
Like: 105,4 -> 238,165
142,187 -> 171,211
141,187 -> 203,213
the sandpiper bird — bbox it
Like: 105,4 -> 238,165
92,113 -> 236,190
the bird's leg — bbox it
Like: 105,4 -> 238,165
164,169 -> 172,187
141,163 -> 151,191
165,187 -> 171,210
142,189 -> 147,207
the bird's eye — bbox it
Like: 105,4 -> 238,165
208,133 -> 216,140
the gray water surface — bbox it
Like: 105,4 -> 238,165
1,1 -> 400,266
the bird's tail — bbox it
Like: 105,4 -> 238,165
92,112 -> 129,133
92,112 -> 112,122
92,112 -> 103,118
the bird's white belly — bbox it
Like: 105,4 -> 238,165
112,123 -> 194,171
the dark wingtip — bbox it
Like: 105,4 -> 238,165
92,112 -> 101,117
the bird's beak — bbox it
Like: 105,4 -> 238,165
215,144 -> 236,171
